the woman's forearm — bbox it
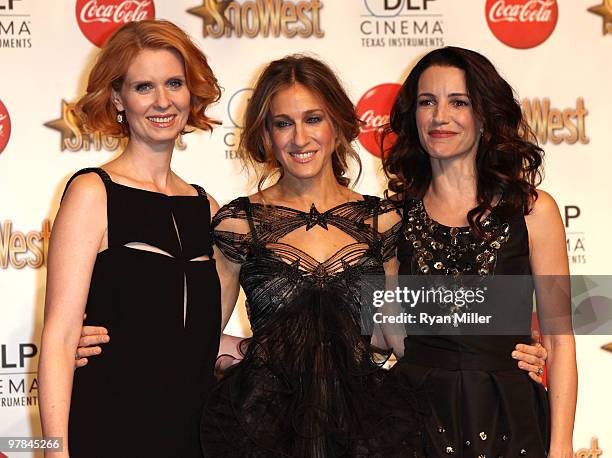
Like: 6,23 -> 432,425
39,330 -> 79,457
544,334 -> 577,454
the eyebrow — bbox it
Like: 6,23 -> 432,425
270,109 -> 325,118
418,92 -> 470,98
129,75 -> 185,84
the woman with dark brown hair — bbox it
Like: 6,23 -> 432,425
38,20 -> 222,458
382,46 -> 577,458
198,54 -> 423,457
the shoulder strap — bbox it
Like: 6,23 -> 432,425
61,167 -> 111,201
239,196 -> 259,243
191,184 -> 207,198
372,196 -> 380,243
362,195 -> 381,242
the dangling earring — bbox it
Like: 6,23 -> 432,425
117,111 -> 124,123
479,127 -> 484,135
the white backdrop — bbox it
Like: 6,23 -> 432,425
0,1 -> 610,456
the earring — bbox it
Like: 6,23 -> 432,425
479,127 -> 484,135
117,112 -> 124,123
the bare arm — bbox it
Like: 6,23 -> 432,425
526,190 -> 577,458
38,174 -> 107,457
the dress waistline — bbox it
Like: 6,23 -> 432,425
402,341 -> 520,372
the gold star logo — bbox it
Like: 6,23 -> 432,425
588,0 -> 612,35
44,100 -> 79,151
187,0 -> 233,33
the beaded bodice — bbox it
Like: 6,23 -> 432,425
399,199 -> 512,277
212,196 -> 401,331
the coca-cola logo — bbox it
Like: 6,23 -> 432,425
0,100 -> 11,155
486,0 -> 558,49
76,0 -> 156,47
355,83 -> 400,158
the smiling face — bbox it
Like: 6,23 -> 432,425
268,83 -> 337,182
112,48 -> 190,149
415,65 -> 482,161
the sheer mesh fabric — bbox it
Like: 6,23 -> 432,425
200,196 -> 424,457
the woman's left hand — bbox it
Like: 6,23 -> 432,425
512,342 -> 547,384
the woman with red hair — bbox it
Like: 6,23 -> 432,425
38,20 -> 222,458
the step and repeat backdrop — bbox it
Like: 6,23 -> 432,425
0,0 -> 610,456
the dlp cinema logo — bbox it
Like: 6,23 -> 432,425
360,0 -> 445,48
223,87 -> 253,160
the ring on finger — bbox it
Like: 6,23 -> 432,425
537,367 -> 544,376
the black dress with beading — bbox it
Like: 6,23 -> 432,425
200,196 -> 423,458
384,198 -> 549,457
66,168 -> 221,458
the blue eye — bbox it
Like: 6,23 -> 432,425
135,83 -> 153,93
306,116 -> 322,124
168,79 -> 184,89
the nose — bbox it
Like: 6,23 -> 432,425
432,103 -> 449,125
154,87 -> 171,110
292,122 -> 308,147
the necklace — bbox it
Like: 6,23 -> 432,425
404,200 -> 510,276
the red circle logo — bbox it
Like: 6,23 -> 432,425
0,100 -> 11,155
356,83 -> 401,158
485,0 -> 558,49
76,0 -> 156,47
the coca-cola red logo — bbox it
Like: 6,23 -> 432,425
76,0 -> 156,47
486,0 -> 558,49
355,83 -> 400,158
0,100 -> 11,155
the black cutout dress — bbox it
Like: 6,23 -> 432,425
200,196 -> 424,457
384,199 -> 549,457
66,168 -> 221,458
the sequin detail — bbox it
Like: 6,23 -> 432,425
403,200 -> 510,277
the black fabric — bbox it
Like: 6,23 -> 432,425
200,197 -> 424,457
386,198 -> 549,457
67,168 -> 221,458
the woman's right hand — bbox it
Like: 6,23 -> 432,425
74,325 -> 109,368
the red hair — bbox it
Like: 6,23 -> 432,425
75,19 -> 220,137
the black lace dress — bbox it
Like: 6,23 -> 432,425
200,196 -> 424,457
383,199 -> 549,457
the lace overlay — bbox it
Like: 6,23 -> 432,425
200,196 -> 424,457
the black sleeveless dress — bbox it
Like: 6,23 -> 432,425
384,199 -> 549,457
200,196 -> 424,457
66,168 -> 221,458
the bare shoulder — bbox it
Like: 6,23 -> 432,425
528,189 -> 561,220
62,172 -> 107,208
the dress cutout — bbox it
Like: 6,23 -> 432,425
200,196 -> 424,458
67,168 -> 221,458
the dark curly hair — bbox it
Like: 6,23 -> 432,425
382,46 -> 543,233
240,54 -> 362,190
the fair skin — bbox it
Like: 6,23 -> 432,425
415,65 -> 577,458
76,81 -> 548,383
38,48 -> 217,458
